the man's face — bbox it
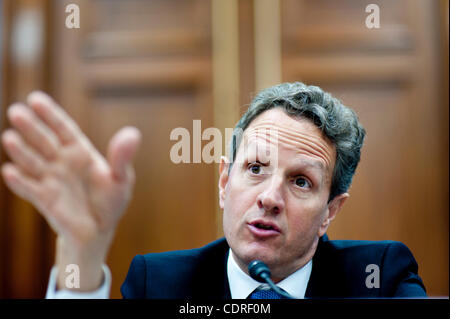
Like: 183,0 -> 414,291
219,108 -> 348,281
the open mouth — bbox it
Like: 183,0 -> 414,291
247,220 -> 280,237
253,223 -> 276,230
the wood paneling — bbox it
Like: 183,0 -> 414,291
0,0 -> 51,298
238,0 -> 256,114
49,0 -> 217,298
0,0 -> 8,297
0,0 -> 447,298
281,0 -> 448,296
211,0 -> 240,237
254,0 -> 281,91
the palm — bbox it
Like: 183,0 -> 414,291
1,91 -> 140,247
39,144 -> 129,244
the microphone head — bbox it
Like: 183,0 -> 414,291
248,260 -> 271,283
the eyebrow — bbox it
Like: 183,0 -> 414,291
282,161 -> 326,189
240,143 -> 326,169
292,159 -> 328,183
294,158 -> 325,170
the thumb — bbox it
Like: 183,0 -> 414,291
107,126 -> 141,183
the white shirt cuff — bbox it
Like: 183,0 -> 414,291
45,264 -> 111,299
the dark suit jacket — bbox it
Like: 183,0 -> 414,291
120,235 -> 427,299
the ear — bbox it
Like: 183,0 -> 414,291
318,192 -> 349,237
218,156 -> 230,209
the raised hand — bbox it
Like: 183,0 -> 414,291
1,91 -> 141,291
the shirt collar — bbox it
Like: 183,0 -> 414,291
226,248 -> 313,299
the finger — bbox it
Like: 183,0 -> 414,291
7,103 -> 60,160
27,91 -> 108,169
107,126 -> 141,183
1,129 -> 46,178
27,91 -> 81,145
1,163 -> 41,204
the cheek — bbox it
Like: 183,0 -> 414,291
285,200 -> 328,236
223,177 -> 258,224
224,182 -> 252,215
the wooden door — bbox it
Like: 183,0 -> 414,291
51,0 -> 218,298
281,0 -> 448,296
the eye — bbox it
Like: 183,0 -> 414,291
294,177 -> 311,189
248,162 -> 262,175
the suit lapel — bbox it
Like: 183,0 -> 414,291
305,234 -> 335,298
305,234 -> 352,298
220,248 -> 232,299
190,238 -> 232,299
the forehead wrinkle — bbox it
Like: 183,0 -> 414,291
243,130 -> 277,147
245,122 -> 334,167
275,131 -> 333,166
249,122 -> 332,158
248,120 -> 326,145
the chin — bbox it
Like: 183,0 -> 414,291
238,242 -> 280,266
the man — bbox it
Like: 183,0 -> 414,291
1,82 -> 426,298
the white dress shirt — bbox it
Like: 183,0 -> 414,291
45,264 -> 111,299
46,248 -> 313,299
227,249 -> 312,299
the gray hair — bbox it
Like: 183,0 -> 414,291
229,82 -> 366,201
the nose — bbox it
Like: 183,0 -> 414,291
256,175 -> 285,214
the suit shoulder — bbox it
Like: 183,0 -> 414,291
141,237 -> 229,266
325,238 -> 401,250
315,238 -> 426,297
324,239 -> 418,261
322,238 -> 410,258
122,237 -> 229,298
316,239 -> 412,277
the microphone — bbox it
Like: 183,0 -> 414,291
248,260 -> 295,299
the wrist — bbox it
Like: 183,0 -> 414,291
55,234 -> 113,291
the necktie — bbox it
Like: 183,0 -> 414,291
247,285 -> 288,299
